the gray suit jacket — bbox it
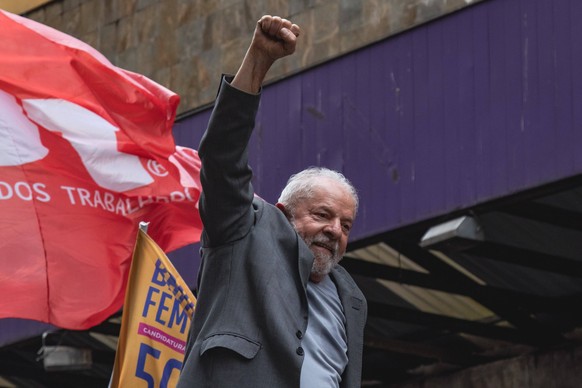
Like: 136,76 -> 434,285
177,77 -> 367,388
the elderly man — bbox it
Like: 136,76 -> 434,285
177,15 -> 367,388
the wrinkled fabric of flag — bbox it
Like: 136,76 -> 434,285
0,10 -> 202,330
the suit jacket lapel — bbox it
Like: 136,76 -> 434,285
331,266 -> 366,387
297,238 -> 314,288
331,267 -> 365,318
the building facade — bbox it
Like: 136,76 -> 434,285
1,0 -> 582,386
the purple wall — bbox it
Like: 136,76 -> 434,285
174,0 -> 582,242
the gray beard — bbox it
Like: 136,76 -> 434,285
301,233 -> 341,278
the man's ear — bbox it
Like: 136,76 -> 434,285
276,202 -> 290,219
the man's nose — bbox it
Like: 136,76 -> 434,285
324,218 -> 342,238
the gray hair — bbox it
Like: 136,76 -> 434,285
278,167 -> 359,217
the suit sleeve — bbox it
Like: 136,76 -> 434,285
198,76 -> 261,246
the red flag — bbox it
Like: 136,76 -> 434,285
0,10 -> 202,330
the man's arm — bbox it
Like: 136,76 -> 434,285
232,15 -> 301,93
198,16 -> 300,245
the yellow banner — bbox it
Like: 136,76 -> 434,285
110,228 -> 196,387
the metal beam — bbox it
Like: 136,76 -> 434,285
342,257 -> 564,312
364,336 -> 495,366
387,241 -> 564,344
367,302 -> 550,345
89,320 -> 121,336
463,241 -> 582,278
501,202 -> 582,230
